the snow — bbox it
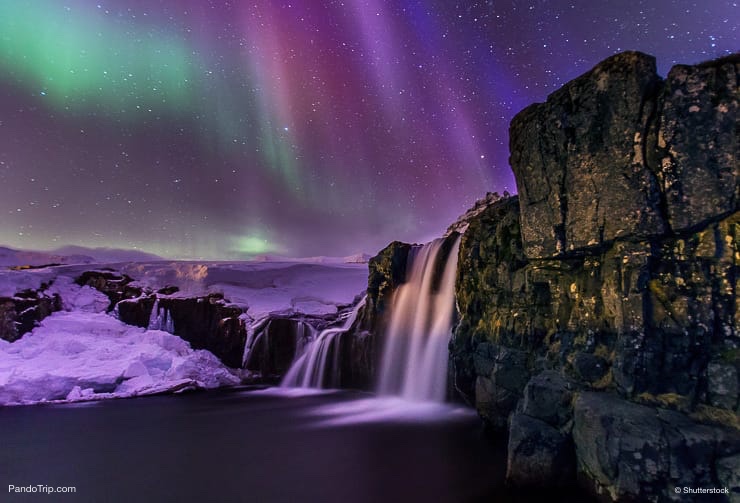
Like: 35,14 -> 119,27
0,258 -> 368,406
116,261 -> 368,319
0,312 -> 240,405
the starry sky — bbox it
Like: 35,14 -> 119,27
0,1 -> 736,259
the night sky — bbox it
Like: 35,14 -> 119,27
0,1 -> 736,259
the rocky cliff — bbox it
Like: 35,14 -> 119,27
447,51 -> 739,501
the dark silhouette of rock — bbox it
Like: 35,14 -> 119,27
0,289 -> 61,342
506,412 -> 575,488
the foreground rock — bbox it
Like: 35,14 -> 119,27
0,289 -> 61,342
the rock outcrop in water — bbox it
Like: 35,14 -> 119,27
451,51 -> 739,501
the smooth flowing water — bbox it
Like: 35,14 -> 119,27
281,296 -> 367,388
377,237 -> 461,401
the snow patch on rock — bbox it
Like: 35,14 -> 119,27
0,311 -> 239,405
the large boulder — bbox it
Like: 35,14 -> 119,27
572,392 -> 740,501
520,370 -> 575,428
506,412 -> 575,487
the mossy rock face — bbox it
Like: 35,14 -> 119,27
453,53 -> 739,417
446,51 -> 739,502
367,241 -> 411,312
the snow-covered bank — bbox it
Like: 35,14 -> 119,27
0,310 -> 240,405
0,259 -> 368,406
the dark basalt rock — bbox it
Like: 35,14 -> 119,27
113,293 -> 248,369
156,296 -> 247,369
656,55 -> 739,233
444,52 -> 740,500
519,370 -> 575,428
245,317 -> 312,378
506,412 -> 575,488
0,290 -> 61,342
572,392 -> 740,501
510,51 -> 666,259
115,296 -> 156,328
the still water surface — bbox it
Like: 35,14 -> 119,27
2,388 -> 511,502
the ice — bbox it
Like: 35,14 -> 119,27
0,311 -> 240,406
48,276 -> 110,312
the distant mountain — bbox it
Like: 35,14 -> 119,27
52,246 -> 163,263
343,253 -> 372,264
0,246 -> 94,267
250,253 -> 372,264
0,245 -> 163,268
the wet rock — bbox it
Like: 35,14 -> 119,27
572,352 -> 608,383
245,317 -> 309,377
366,240 -> 412,323
506,412 -> 575,487
572,392 -> 739,501
708,362 -> 739,410
115,294 -> 248,369
573,392 -> 669,500
520,370 -> 575,428
158,296 -> 247,369
716,454 -> 740,499
116,297 -> 155,328
473,345 -> 530,427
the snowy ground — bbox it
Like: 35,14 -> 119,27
0,259 -> 368,406
117,260 -> 368,319
0,281 -> 239,405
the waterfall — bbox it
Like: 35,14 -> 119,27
281,295 -> 367,389
147,298 -> 175,333
244,319 -> 316,375
377,236 -> 461,402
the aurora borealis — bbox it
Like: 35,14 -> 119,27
0,1 -> 736,259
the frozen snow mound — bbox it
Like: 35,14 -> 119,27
0,311 -> 240,405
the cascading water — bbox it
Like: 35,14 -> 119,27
377,236 -> 461,402
281,295 -> 367,389
244,319 -> 316,375
147,298 -> 175,333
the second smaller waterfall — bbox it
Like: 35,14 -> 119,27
281,296 -> 367,389
148,299 -> 175,333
